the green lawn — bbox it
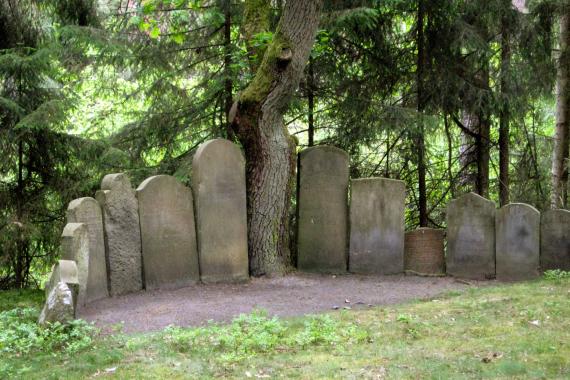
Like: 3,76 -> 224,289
1,275 -> 569,379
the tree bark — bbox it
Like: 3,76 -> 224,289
307,56 -> 315,147
499,6 -> 510,206
232,0 -> 324,276
416,0 -> 428,227
223,0 -> 233,138
551,11 -> 570,209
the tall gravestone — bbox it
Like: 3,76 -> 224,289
349,177 -> 405,274
192,139 -> 248,283
61,223 -> 89,307
136,175 -> 200,290
540,209 -> 570,271
67,197 -> 108,302
96,173 -> 143,296
297,146 -> 349,273
496,203 -> 540,281
446,192 -> 496,279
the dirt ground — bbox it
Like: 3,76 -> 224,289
80,272 -> 483,333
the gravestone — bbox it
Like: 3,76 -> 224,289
67,197 -> 108,302
404,228 -> 445,275
192,139 -> 248,283
496,203 -> 540,281
136,175 -> 200,289
39,260 -> 80,325
96,173 -> 143,295
540,209 -> 570,271
44,260 -> 79,300
61,223 -> 89,307
446,192 -> 496,279
297,146 -> 349,273
349,177 -> 405,274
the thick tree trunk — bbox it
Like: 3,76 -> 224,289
416,0 -> 428,227
223,0 -> 233,138
233,0 -> 324,276
551,11 -> 570,209
499,8 -> 510,206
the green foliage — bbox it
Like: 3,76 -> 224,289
543,269 -> 570,281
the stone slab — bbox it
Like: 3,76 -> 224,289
192,139 -> 249,283
38,282 -> 75,325
540,209 -> 570,271
67,197 -> 109,302
136,175 -> 200,290
61,223 -> 89,307
404,228 -> 445,275
96,173 -> 143,296
446,192 -> 496,279
349,177 -> 405,274
496,203 -> 540,281
297,146 -> 349,273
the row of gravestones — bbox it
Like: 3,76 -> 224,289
296,146 -> 570,278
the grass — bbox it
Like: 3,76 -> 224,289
0,276 -> 569,379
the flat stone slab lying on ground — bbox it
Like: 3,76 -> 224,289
192,139 -> 248,283
96,173 -> 143,296
137,175 -> 200,290
61,223 -> 89,307
67,197 -> 109,302
79,273 -> 482,333
496,203 -> 540,281
297,146 -> 349,273
349,177 -> 405,274
540,209 -> 570,271
446,192 -> 496,280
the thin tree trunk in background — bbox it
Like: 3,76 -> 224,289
15,139 -> 24,288
223,0 -> 233,137
499,8 -> 510,206
551,11 -> 570,209
444,114 -> 455,198
477,65 -> 490,198
233,0 -> 324,276
307,56 -> 315,146
416,0 -> 428,227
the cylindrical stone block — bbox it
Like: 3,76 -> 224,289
404,228 -> 445,275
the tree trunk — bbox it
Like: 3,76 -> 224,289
307,56 -> 315,147
223,0 -> 233,138
416,0 -> 428,227
551,11 -> 570,209
233,0 -> 324,276
499,7 -> 510,206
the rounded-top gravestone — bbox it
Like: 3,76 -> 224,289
192,139 -> 248,283
540,209 -> 570,271
136,175 -> 200,290
446,192 -> 496,280
96,173 -> 143,296
297,146 -> 349,273
496,203 -> 540,281
67,197 -> 109,302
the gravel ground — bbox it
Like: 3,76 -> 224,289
80,272 -> 485,333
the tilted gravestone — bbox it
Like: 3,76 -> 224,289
349,177 -> 405,274
540,209 -> 570,271
67,197 -> 109,302
297,146 -> 349,273
446,192 -> 496,279
192,139 -> 248,283
496,203 -> 540,281
39,260 -> 79,325
96,173 -> 143,296
61,223 -> 89,307
136,175 -> 200,290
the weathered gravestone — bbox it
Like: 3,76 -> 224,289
67,197 -> 108,302
349,178 -> 405,274
446,192 -> 496,279
496,203 -> 540,281
297,146 -> 349,273
192,139 -> 248,283
137,175 -> 200,289
540,209 -> 570,271
404,228 -> 445,275
96,173 -> 143,295
39,260 -> 79,325
61,223 -> 89,307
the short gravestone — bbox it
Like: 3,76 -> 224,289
67,197 -> 108,302
61,223 -> 89,307
540,209 -> 570,271
44,260 -> 79,300
192,139 -> 248,283
137,175 -> 200,290
446,192 -> 496,279
496,203 -> 540,281
349,177 -> 405,274
404,228 -> 445,275
39,260 -> 79,325
297,146 -> 349,273
96,173 -> 143,296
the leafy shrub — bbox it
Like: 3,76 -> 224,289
543,270 -> 570,282
0,307 -> 97,356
